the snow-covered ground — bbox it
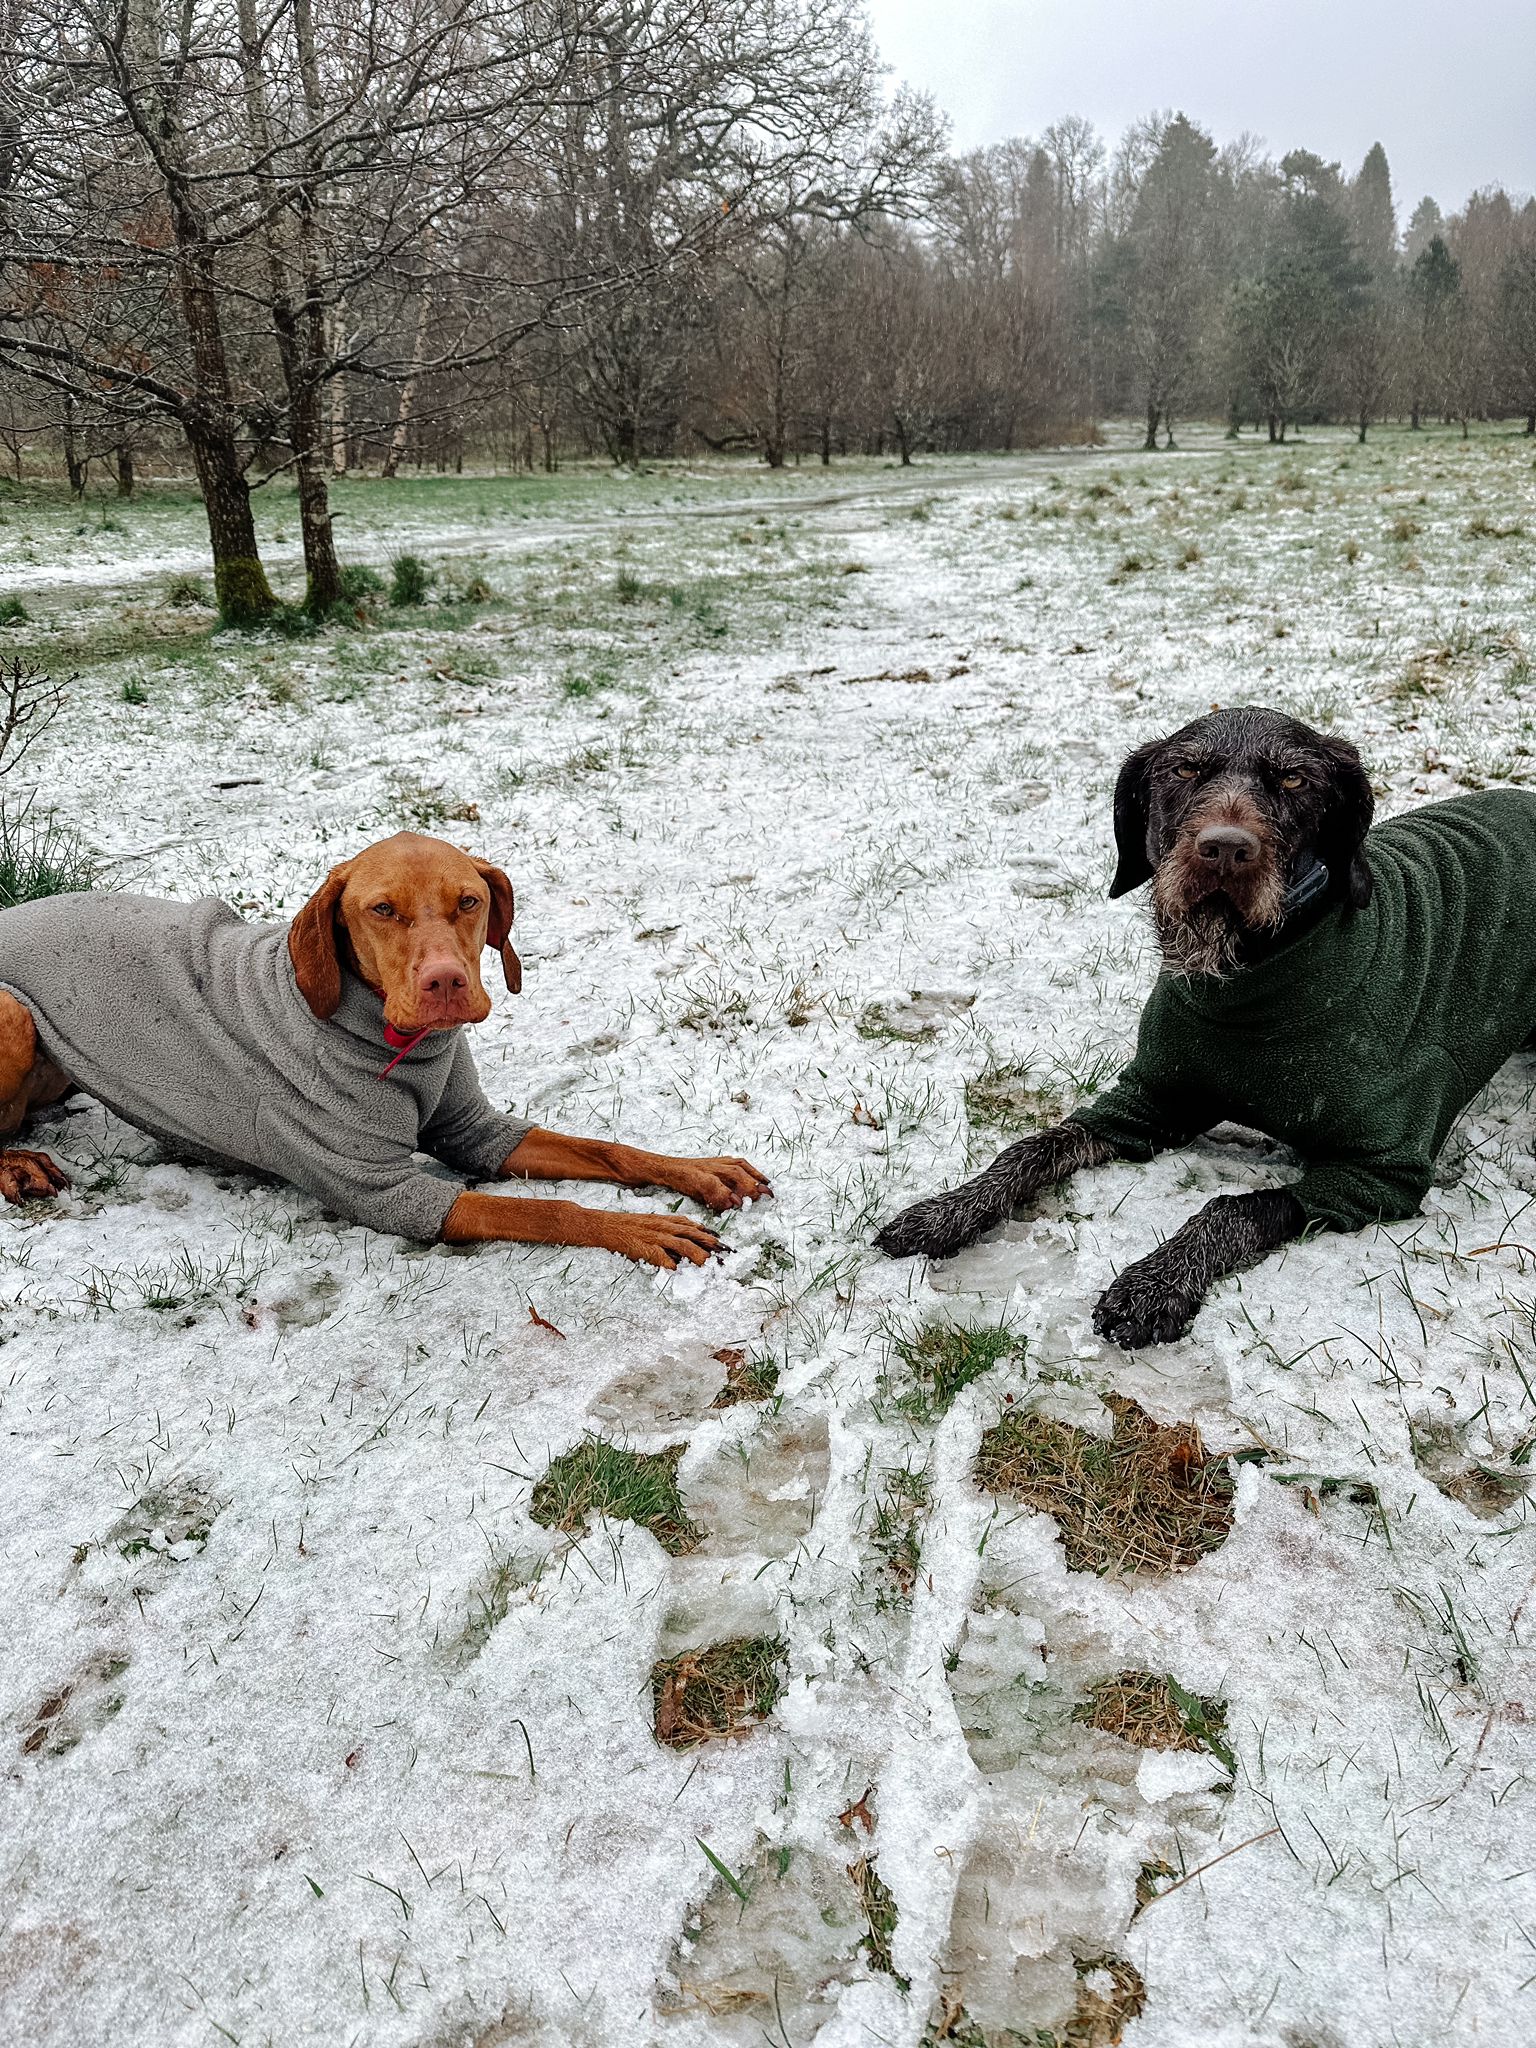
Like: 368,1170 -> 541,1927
2,427 -> 1534,2048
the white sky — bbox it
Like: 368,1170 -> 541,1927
865,0 -> 1536,217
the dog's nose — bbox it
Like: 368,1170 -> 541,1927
418,957 -> 469,997
1194,823 -> 1260,872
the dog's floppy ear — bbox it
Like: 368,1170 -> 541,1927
1108,741 -> 1159,898
1317,737 -> 1375,909
474,860 -> 522,996
288,859 -> 354,1019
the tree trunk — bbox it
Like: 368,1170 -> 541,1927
1357,410 -> 1369,444
328,310 -> 348,473
1526,410 -> 1535,436
1267,413 -> 1279,443
114,446 -> 135,496
1410,400 -> 1421,429
819,416 -> 831,466
62,422 -> 85,497
184,415 -> 274,624
382,286 -> 434,481
1143,398 -> 1159,451
892,412 -> 911,465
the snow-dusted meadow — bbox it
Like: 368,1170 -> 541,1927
2,426 -> 1534,2048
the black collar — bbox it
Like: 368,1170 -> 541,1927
1278,853 -> 1331,921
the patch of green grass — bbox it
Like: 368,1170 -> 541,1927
385,773 -> 479,828
120,677 -> 148,705
890,1321 -> 1022,1424
710,1347 -> 780,1407
964,1063 -> 1064,1136
652,1633 -> 785,1746
116,1480 -> 219,1561
529,1435 -> 701,1553
165,574 -> 210,608
871,1461 -> 930,1599
0,799 -> 102,906
0,596 -> 28,626
389,552 -> 431,606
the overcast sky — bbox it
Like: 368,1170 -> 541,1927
865,0 -> 1535,217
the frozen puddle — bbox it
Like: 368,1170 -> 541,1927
656,1844 -> 862,2039
587,1343 -> 730,1429
686,1416 -> 831,1559
929,1227 -> 1096,1365
939,1606 -> 1224,2039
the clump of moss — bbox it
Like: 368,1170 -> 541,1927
652,1634 -> 785,1747
529,1435 -> 701,1554
976,1394 -> 1235,1574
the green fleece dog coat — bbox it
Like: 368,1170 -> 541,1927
0,892 -> 532,1238
1073,790 -> 1536,1231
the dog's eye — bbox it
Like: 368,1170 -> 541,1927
1175,762 -> 1200,780
458,893 -> 480,913
372,902 -> 394,919
1281,774 -> 1305,790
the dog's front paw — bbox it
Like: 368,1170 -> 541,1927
1092,1263 -> 1201,1349
874,1193 -> 975,1261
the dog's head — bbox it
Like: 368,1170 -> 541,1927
288,832 -> 521,1031
1108,707 -> 1373,978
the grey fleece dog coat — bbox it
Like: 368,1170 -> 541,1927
0,892 -> 533,1238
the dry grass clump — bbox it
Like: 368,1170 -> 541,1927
924,1951 -> 1146,2047
529,1435 -> 701,1554
652,1634 -> 785,1748
1467,511 -> 1525,540
1073,1669 -> 1233,1773
1390,513 -> 1422,541
975,1394 -> 1235,1574
849,1856 -> 906,1986
1065,1953 -> 1148,2046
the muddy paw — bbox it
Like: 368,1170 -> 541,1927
1092,1268 -> 1200,1349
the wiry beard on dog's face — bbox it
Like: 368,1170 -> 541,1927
1151,885 -> 1280,979
1150,819 -> 1288,981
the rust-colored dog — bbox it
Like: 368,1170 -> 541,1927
0,833 -> 770,1267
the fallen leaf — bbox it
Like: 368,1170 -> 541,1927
837,1787 -> 876,1834
528,1304 -> 566,1339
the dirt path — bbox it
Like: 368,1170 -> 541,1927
13,445 -> 1130,608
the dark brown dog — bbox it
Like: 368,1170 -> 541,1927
875,708 -> 1376,1344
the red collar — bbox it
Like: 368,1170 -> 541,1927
377,1020 -> 434,1079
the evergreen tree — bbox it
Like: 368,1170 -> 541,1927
1350,144 -> 1397,274
1405,196 -> 1446,263
1408,236 -> 1462,426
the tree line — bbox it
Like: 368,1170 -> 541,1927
0,3 -> 1531,623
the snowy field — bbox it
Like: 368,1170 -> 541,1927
2,426 -> 1535,2048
